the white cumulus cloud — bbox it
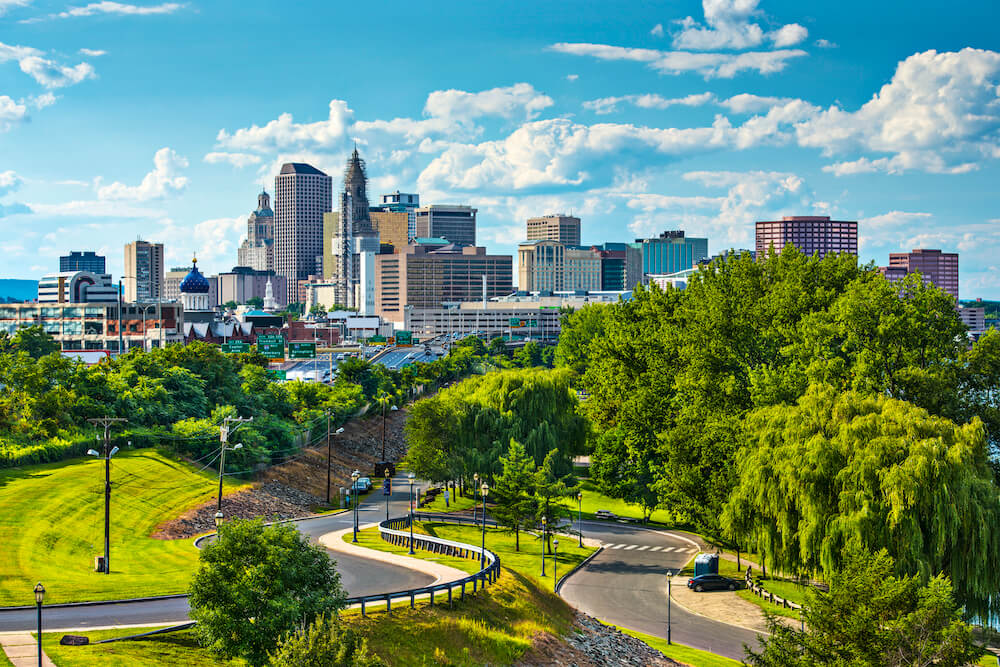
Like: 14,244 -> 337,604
18,56 -> 95,88
651,23 -> 665,37
216,99 -> 353,152
204,152 -> 262,168
0,96 -> 29,130
584,92 -> 715,114
51,1 -> 184,18
671,0 -> 808,50
78,48 -> 107,56
97,147 -> 188,201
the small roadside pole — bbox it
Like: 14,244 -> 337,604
666,570 -> 674,645
552,539 -> 559,591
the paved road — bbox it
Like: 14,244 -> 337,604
561,520 -> 762,661
0,476 -> 432,633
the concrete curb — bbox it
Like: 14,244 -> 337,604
554,544 -> 604,595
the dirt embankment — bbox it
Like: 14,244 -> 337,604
155,407 -> 410,539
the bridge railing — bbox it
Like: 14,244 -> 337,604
343,515 -> 501,616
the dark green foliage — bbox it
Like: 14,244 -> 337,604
491,439 -> 538,551
723,385 -> 1000,617
189,518 -> 347,666
747,546 -> 982,667
270,614 -> 383,667
7,326 -> 60,359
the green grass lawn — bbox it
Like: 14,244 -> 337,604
421,487 -> 479,514
616,626 -> 742,667
41,627 -> 245,666
0,449 -> 246,606
557,476 -> 675,525
679,554 -> 802,622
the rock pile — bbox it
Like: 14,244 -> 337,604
153,481 -> 323,539
517,613 -> 679,666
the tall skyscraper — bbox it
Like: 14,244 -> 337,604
324,149 -> 377,308
380,191 -> 419,241
60,251 -> 106,274
879,249 -> 959,300
275,163 -> 332,305
755,216 -> 857,259
123,240 -> 164,302
517,240 -> 602,292
526,214 -> 581,246
237,189 -> 275,272
415,205 -> 477,247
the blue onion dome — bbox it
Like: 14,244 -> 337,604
179,257 -> 210,294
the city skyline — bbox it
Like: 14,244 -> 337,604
1,1 -> 999,295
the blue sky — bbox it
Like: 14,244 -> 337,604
1,0 -> 999,296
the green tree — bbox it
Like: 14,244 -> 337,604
222,300 -> 238,310
188,518 -> 347,666
269,614 -> 383,667
723,384 -> 1000,616
491,439 -> 537,551
488,337 -> 507,358
747,546 -> 982,667
10,326 -> 60,359
246,296 -> 264,308
310,303 -> 327,316
534,448 -> 575,552
555,303 -> 609,375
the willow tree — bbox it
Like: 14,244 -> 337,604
723,384 -> 1000,616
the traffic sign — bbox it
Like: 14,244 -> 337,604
258,342 -> 284,359
396,330 -> 413,346
288,341 -> 316,359
369,335 -> 387,344
266,369 -> 287,381
221,340 -> 249,353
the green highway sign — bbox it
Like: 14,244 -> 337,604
529,320 -> 538,327
289,341 -> 316,359
396,330 -> 413,346
369,335 -> 387,344
266,369 -> 287,381
221,340 -> 249,353
257,334 -> 284,345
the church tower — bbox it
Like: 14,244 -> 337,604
343,147 -> 372,234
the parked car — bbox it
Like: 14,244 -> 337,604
594,509 -> 617,520
352,477 -> 372,492
687,574 -> 740,592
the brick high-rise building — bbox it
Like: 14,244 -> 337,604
275,163 -> 332,305
755,216 -> 857,259
375,240 -> 512,323
526,214 -> 581,246
380,191 -> 419,241
123,240 -> 164,302
879,248 -> 959,300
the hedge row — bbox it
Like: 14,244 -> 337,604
0,427 -> 171,469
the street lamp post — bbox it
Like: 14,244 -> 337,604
479,482 -> 489,570
33,583 -> 44,667
577,491 -> 583,548
473,473 -> 480,526
540,516 -> 547,577
384,469 -> 391,522
87,417 -> 126,574
379,393 -> 398,463
351,470 -> 360,542
666,571 -> 674,645
408,473 -> 416,555
214,511 -> 224,529
552,539 -> 559,592
326,423 -> 344,505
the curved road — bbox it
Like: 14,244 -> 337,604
0,476 -> 432,633
561,520 -> 762,661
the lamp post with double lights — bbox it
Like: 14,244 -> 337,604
351,470 -> 360,543
408,473 -> 416,554
87,441 -> 121,574
577,490 -> 583,547
479,482 -> 489,570
540,516 -> 547,577
217,443 -> 242,512
552,539 -> 559,591
33,582 -> 44,667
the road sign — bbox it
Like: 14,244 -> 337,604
221,340 -> 249,353
258,342 -> 285,359
382,479 -> 391,496
369,335 -> 387,344
266,369 -> 287,381
529,319 -> 538,327
396,330 -> 413,346
288,341 -> 316,359
257,334 -> 284,345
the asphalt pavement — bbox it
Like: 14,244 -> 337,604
560,520 -> 763,660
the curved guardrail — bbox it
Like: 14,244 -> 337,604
344,515 -> 500,616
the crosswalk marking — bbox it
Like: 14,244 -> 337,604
636,545 -> 650,551
648,546 -> 662,552
624,544 -> 638,550
601,542 -> 697,552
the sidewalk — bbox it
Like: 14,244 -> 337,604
0,633 -> 55,667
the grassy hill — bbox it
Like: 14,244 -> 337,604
0,449 -> 246,606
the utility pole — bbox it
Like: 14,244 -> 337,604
117,279 -> 124,355
87,417 -> 127,574
218,415 -> 252,512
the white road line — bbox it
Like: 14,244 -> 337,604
662,546 -> 675,552
648,546 -> 662,552
607,543 -> 625,549
636,545 -> 650,551
624,545 -> 638,550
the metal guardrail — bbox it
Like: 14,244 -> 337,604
342,515 -> 501,617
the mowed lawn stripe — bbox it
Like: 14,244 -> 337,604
0,449 -> 246,606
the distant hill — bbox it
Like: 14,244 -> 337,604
0,279 -> 38,301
